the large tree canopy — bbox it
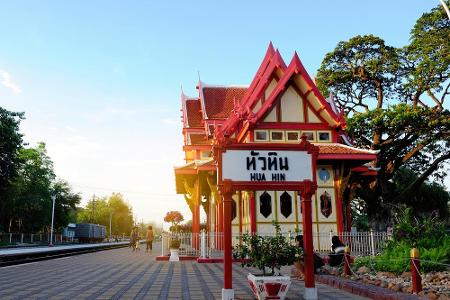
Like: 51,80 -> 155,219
77,193 -> 134,235
316,4 -> 450,225
0,107 -> 24,226
0,107 -> 81,232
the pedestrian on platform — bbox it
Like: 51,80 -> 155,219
146,225 -> 154,253
132,226 -> 140,251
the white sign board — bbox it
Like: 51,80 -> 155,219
221,150 -> 312,182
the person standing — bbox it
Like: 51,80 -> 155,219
146,225 -> 154,253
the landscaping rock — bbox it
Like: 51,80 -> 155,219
357,266 -> 371,274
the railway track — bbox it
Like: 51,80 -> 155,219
0,242 -> 129,267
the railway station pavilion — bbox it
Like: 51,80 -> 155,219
174,43 -> 378,250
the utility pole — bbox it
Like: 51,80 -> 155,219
49,195 -> 56,247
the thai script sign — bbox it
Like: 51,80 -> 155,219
221,150 -> 313,182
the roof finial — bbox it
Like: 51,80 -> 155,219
197,70 -> 201,82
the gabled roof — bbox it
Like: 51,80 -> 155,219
185,99 -> 203,128
253,52 -> 342,127
198,81 -> 247,120
181,91 -> 200,129
220,45 -> 287,137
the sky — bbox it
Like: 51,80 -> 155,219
0,1 -> 447,228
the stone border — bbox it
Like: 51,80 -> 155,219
316,275 -> 427,300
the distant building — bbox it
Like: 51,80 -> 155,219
174,43 -> 378,249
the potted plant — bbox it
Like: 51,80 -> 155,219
233,222 -> 303,300
169,238 -> 181,262
164,211 -> 184,262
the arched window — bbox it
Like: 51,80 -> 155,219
320,191 -> 332,218
280,192 -> 292,218
259,192 -> 272,218
231,199 -> 237,221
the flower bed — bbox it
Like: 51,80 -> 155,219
319,265 -> 450,299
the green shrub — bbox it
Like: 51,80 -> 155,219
353,235 -> 450,274
353,208 -> 450,274
233,221 -> 303,276
169,239 -> 180,249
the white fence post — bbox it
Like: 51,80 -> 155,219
370,229 -> 375,256
201,230 -> 206,258
161,233 -> 165,256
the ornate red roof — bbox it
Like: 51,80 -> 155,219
316,143 -> 378,155
201,86 -> 247,119
185,99 -> 203,128
316,143 -> 378,161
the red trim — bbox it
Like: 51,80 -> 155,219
300,189 -> 316,289
222,184 -> 233,289
249,192 -> 256,234
174,169 -> 197,175
351,166 -> 369,172
238,192 -> 243,236
360,171 -> 378,176
346,201 -> 352,232
156,255 -> 198,261
334,168 -> 344,233
318,154 -> 377,161
256,122 -> 333,130
183,145 -> 212,151
276,102 -> 281,122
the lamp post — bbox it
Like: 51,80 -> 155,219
109,210 -> 113,241
49,195 -> 56,247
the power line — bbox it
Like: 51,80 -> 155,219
71,184 -> 181,197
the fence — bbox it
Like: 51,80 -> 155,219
0,232 -> 73,246
161,230 -> 392,258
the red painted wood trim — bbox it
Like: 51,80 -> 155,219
249,192 -> 257,234
257,122 -> 333,130
183,145 -> 212,151
238,192 -> 243,236
334,168 -> 344,233
346,201 -> 352,232
300,190 -> 316,289
318,154 -> 377,160
174,169 -> 197,175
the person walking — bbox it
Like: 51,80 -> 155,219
146,225 -> 154,253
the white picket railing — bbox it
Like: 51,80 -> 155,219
161,230 -> 392,258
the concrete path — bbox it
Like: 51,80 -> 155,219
0,242 -> 367,299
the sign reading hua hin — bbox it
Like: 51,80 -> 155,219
221,149 -> 313,183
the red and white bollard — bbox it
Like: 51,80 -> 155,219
410,248 -> 422,294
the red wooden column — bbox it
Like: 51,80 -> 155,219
220,180 -> 234,300
192,179 -> 201,249
249,191 -> 257,235
301,183 -> 318,300
217,199 -> 224,250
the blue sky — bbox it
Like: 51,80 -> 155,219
0,1 -> 445,226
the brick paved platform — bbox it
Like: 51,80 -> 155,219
0,242 -> 367,299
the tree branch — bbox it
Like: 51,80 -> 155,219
427,89 -> 443,111
395,152 -> 450,203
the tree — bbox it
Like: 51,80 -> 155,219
316,4 -> 450,226
0,107 -> 24,231
6,143 -> 55,232
77,193 -> 134,235
164,211 -> 184,233
52,180 -> 81,229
